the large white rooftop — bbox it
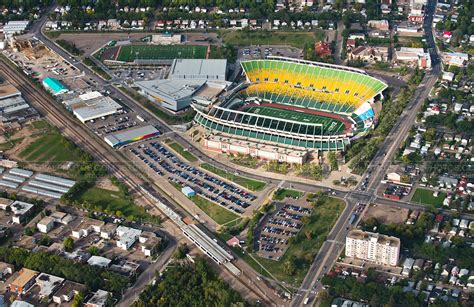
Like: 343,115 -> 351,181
170,59 -> 227,81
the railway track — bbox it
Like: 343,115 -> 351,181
0,59 -> 274,305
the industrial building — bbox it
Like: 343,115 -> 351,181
345,230 -> 400,266
34,173 -> 76,188
9,168 -> 33,178
21,185 -> 63,199
0,83 -> 38,126
42,77 -> 69,95
28,180 -> 70,194
104,125 -> 160,148
62,91 -> 122,123
135,59 -> 230,111
3,20 -> 29,38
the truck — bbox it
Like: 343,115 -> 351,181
303,297 -> 310,305
137,115 -> 146,122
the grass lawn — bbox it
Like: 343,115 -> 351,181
18,123 -> 83,164
219,30 -> 325,49
191,195 -> 239,225
273,188 -> 304,201
75,186 -> 151,220
411,188 -> 446,207
117,44 -> 207,62
200,163 -> 266,191
248,197 -> 345,286
167,142 -> 198,162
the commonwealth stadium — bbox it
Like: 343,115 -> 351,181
192,57 -> 387,162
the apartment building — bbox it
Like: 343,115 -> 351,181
345,230 -> 400,266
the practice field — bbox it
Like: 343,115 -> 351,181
116,44 -> 207,62
246,106 -> 346,134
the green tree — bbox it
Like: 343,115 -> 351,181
63,237 -> 74,252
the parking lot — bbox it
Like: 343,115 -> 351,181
129,141 -> 257,215
85,107 -> 150,138
113,66 -> 169,83
256,201 -> 312,260
238,45 -> 303,60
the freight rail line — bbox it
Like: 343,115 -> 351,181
0,60 -> 273,305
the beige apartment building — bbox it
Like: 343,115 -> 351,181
345,230 -> 400,266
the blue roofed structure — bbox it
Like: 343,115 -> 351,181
42,77 -> 68,95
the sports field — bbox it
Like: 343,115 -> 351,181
246,106 -> 345,134
116,44 -> 207,62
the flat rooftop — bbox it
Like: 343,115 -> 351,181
170,59 -> 227,80
348,229 -> 400,246
104,125 -> 159,146
0,83 -> 20,99
136,78 -> 206,100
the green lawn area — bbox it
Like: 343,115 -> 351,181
167,142 -> 198,162
75,186 -> 152,220
117,44 -> 207,62
247,197 -> 345,286
18,122 -> 83,164
191,195 -> 239,225
246,106 -> 345,134
273,188 -> 304,201
411,188 -> 446,207
219,30 -> 325,49
200,163 -> 266,191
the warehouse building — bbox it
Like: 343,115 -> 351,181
0,83 -> 38,125
63,91 -> 122,123
34,173 -> 76,188
3,20 -> 29,38
8,168 -> 33,178
135,59 -> 230,111
104,125 -> 160,148
42,77 -> 69,95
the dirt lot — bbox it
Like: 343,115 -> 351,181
55,32 -> 219,55
56,32 -> 156,55
362,204 -> 409,225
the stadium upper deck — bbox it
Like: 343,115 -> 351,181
241,57 -> 387,112
193,57 -> 388,152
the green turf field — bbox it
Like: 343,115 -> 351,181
246,106 -> 345,134
116,44 -> 207,62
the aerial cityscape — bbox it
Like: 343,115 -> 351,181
0,0 -> 472,306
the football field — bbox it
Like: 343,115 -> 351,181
246,106 -> 345,134
116,44 -> 208,62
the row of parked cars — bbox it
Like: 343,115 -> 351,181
258,204 -> 312,257
131,141 -> 257,214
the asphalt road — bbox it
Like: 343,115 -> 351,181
26,4 -> 465,306
291,1 -> 442,305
